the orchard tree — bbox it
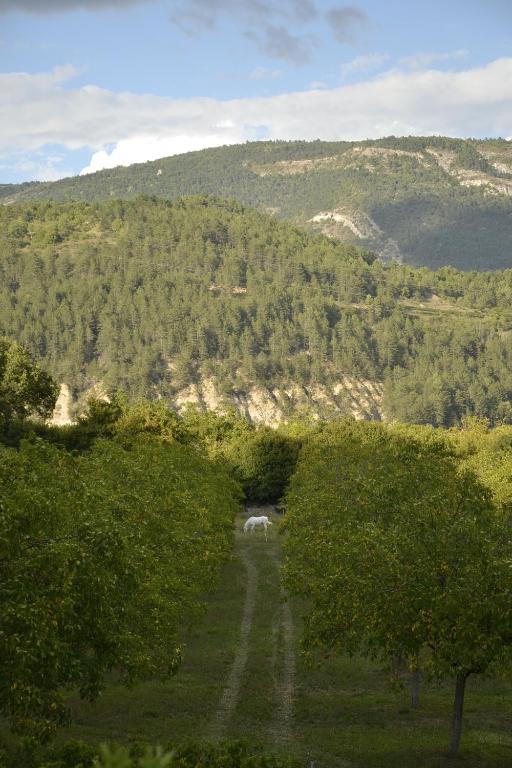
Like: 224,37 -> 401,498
450,420 -> 512,517
182,408 -> 300,503
73,395 -> 191,450
0,338 -> 58,427
283,420 -> 512,755
0,437 -> 239,737
327,472 -> 512,755
222,426 -> 299,503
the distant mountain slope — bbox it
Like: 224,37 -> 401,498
0,181 -> 41,202
3,137 -> 512,271
2,196 -> 512,427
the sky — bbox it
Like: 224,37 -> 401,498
0,0 -> 511,183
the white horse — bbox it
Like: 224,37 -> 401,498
243,515 -> 273,540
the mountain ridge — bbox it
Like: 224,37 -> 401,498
2,136 -> 512,271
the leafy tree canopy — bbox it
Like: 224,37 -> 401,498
0,338 -> 58,426
283,420 -> 512,754
0,437 -> 240,737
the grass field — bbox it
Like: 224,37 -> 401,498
60,512 -> 512,767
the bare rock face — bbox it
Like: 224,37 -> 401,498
50,373 -> 385,427
455,169 -> 512,196
332,376 -> 383,421
426,148 -> 512,196
309,208 -> 403,263
170,373 -> 385,425
49,383 -> 73,426
174,382 -> 201,411
248,156 -> 343,176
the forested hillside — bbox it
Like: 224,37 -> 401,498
2,137 -> 512,271
2,195 -> 512,427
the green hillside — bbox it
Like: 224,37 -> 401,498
2,195 -> 512,427
0,181 -> 40,200
2,137 -> 512,271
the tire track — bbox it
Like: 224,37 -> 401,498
271,550 -> 296,746
209,540 -> 258,739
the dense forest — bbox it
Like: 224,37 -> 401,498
2,195 -> 512,427
2,136 -> 512,271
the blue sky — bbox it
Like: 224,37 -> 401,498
1,0 -> 511,182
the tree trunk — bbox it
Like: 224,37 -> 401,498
410,665 -> 420,709
448,672 -> 468,756
391,652 -> 404,678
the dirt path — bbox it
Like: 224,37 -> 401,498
209,506 -> 296,746
271,552 -> 296,746
209,534 -> 258,738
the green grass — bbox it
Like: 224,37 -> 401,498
57,515 -> 512,767
63,549 -> 245,745
295,653 -> 512,767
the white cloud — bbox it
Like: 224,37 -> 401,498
34,161 -> 74,181
250,66 -> 282,80
0,149 -> 73,181
340,53 -> 390,79
399,49 -> 469,70
80,133 -> 245,174
2,58 -> 512,177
